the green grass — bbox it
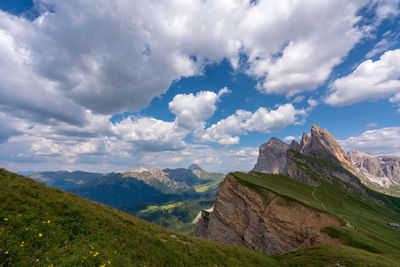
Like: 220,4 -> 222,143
232,171 -> 400,265
0,168 -> 280,266
276,244 -> 397,267
141,202 -> 184,213
194,180 -> 221,193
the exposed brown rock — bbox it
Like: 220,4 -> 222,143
194,174 -> 341,254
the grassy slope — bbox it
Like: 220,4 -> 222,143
0,168 -> 279,266
233,171 -> 400,266
131,198 -> 213,235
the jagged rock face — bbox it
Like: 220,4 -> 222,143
302,125 -> 353,171
348,150 -> 400,188
286,150 -> 363,190
252,137 -> 289,174
194,174 -> 341,254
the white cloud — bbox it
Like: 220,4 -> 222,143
1,0 -> 398,171
169,87 -> 230,129
366,122 -> 378,128
114,117 -> 188,152
194,103 -> 313,145
325,49 -> 400,106
1,0 -> 392,124
284,136 -> 301,142
242,1 -> 363,96
340,127 -> 400,156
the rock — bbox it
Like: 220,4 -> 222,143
302,125 -> 353,172
252,137 -> 289,175
289,140 -> 301,152
348,150 -> 400,188
194,174 -> 341,254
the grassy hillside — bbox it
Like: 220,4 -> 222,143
233,171 -> 400,265
0,168 -> 279,266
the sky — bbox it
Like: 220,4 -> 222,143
0,0 -> 399,173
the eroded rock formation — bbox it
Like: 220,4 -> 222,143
194,174 -> 341,254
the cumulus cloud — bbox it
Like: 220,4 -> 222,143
0,0 -> 398,171
194,103 -> 313,145
1,0 -> 393,125
242,1 -> 363,96
114,117 -> 188,151
169,87 -> 230,129
340,127 -> 400,156
325,49 -> 400,106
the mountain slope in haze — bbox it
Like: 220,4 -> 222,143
29,170 -> 103,190
348,150 -> 400,196
195,124 -> 400,265
0,168 -> 280,266
68,172 -> 166,208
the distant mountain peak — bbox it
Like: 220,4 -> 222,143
188,164 -> 203,171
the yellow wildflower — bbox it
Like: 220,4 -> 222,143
93,251 -> 99,257
35,259 -> 39,262
4,218 -> 8,221
38,233 -> 43,238
107,260 -> 111,264
25,227 -> 29,231
5,251 -> 8,254
100,265 -> 106,267
42,221 -> 46,224
47,220 -> 51,224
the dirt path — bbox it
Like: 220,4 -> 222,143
311,187 -> 327,211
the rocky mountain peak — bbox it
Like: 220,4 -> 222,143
252,137 -> 289,174
302,124 -> 352,169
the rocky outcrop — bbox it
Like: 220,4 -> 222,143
252,125 -> 363,189
194,174 -> 341,254
348,150 -> 400,188
302,125 -> 355,174
252,137 -> 289,175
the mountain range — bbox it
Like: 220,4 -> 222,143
28,165 -> 224,234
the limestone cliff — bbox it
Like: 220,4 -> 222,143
348,150 -> 400,189
252,137 -> 289,174
194,174 -> 341,254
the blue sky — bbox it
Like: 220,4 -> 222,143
0,0 -> 399,173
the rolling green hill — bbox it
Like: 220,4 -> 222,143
0,168 -> 277,266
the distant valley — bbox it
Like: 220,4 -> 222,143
28,164 -> 224,234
